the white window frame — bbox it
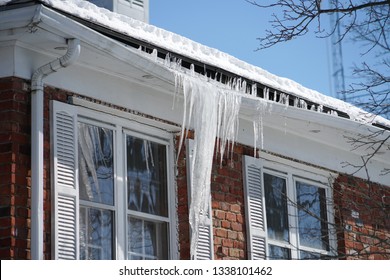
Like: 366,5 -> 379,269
243,153 -> 337,260
51,100 -> 178,260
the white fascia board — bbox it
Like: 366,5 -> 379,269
0,4 -> 38,31
35,5 -> 175,84
240,96 -> 390,147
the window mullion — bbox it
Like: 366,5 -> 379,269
287,173 -> 299,260
116,125 -> 126,260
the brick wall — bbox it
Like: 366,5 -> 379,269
334,175 -> 390,259
1,76 -> 389,260
0,77 -> 31,259
0,77 -> 72,260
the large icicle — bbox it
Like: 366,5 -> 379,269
175,72 -> 241,259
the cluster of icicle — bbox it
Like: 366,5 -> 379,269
163,52 -> 334,258
174,71 -> 242,258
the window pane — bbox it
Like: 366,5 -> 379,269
296,181 -> 329,250
264,173 -> 289,242
78,123 -> 114,205
87,0 -> 113,11
299,250 -> 321,260
80,206 -> 113,260
268,244 -> 290,260
128,216 -> 168,260
126,136 -> 168,216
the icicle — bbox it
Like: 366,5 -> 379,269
294,97 -> 299,107
317,104 -> 323,113
190,64 -> 195,76
273,90 -> 277,102
251,83 -> 257,96
310,104 -> 316,111
241,80 -> 247,93
252,100 -> 267,156
151,49 -> 158,62
263,87 -> 269,100
174,72 -> 242,259
299,99 -> 308,109
279,93 -> 289,106
164,53 -> 171,67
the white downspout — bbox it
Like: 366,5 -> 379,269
31,38 -> 80,260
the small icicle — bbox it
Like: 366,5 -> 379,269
151,49 -> 158,62
317,104 -> 323,113
263,87 -> 269,100
164,53 -> 171,67
273,90 -> 277,102
251,83 -> 257,96
174,58 -> 182,71
279,93 -> 289,106
299,99 -> 308,109
241,80 -> 247,93
190,64 -> 195,76
294,97 -> 299,107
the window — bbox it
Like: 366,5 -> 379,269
243,155 -> 336,260
51,101 -> 176,260
88,0 -> 114,11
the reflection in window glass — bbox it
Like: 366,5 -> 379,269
296,182 -> 329,250
268,244 -> 291,260
78,123 -> 115,260
299,250 -> 321,260
126,136 -> 168,217
126,135 -> 169,260
127,217 -> 168,260
79,206 -> 113,260
264,173 -> 289,242
78,123 -> 114,205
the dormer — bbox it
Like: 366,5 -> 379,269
88,0 -> 149,23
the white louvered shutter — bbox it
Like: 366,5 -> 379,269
186,139 -> 214,260
243,155 -> 267,259
51,101 -> 79,260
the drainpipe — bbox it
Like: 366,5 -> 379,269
31,38 -> 80,260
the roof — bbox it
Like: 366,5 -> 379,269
1,0 -> 389,130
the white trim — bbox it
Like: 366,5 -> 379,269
51,100 -> 177,260
70,96 -> 181,133
245,154 -> 337,259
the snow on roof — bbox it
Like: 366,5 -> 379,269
2,0 -> 389,127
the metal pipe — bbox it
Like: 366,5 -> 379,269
30,38 -> 80,260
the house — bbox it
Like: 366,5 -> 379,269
0,0 -> 389,260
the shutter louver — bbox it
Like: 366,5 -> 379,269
186,139 -> 214,260
133,0 -> 144,8
51,101 -> 79,260
195,223 -> 213,260
243,156 -> 267,260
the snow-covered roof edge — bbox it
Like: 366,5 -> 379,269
2,0 -> 389,127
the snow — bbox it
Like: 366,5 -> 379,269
0,0 -> 12,5
5,0 -> 382,127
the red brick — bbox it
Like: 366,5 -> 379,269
222,238 -> 233,248
215,228 -> 227,238
221,220 -> 231,229
226,213 -> 236,222
214,210 -> 225,220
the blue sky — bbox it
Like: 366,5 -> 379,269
150,0 -> 367,100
